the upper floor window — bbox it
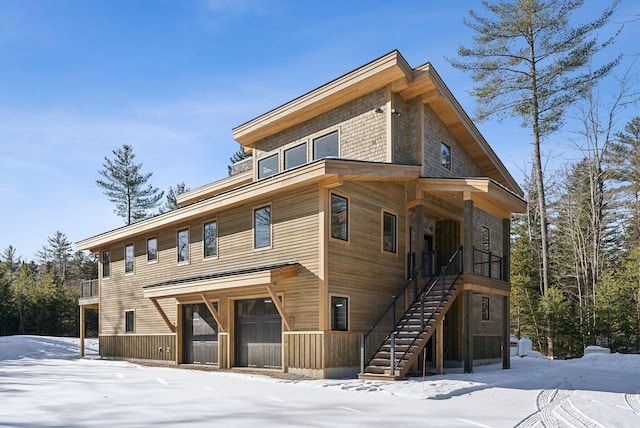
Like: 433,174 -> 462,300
383,212 -> 397,253
254,206 -> 271,249
204,220 -> 218,258
482,226 -> 490,252
125,244 -> 134,274
313,131 -> 339,160
331,193 -> 348,241
177,228 -> 189,263
284,143 -> 307,170
147,237 -> 157,263
258,154 -> 279,179
331,296 -> 348,331
440,142 -> 451,170
102,250 -> 110,278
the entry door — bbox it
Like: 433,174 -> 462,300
183,303 -> 218,365
235,298 -> 282,368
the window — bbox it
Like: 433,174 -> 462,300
330,193 -> 348,241
284,143 -> 307,170
177,228 -> 189,263
125,310 -> 135,333
482,296 -> 490,321
383,212 -> 397,253
313,131 -> 339,160
147,237 -> 157,262
258,154 -> 279,179
204,221 -> 217,258
125,244 -> 134,273
254,206 -> 271,248
440,142 -> 451,170
482,226 -> 490,252
331,296 -> 348,331
101,250 -> 110,278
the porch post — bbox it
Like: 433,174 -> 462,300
502,218 -> 511,282
502,295 -> 510,369
463,198 -> 474,274
79,306 -> 85,357
436,317 -> 444,374
463,197 -> 474,373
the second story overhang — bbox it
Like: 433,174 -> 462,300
76,159 -> 422,253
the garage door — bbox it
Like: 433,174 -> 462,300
183,303 -> 218,365
235,298 -> 282,368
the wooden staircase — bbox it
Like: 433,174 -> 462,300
359,277 -> 461,381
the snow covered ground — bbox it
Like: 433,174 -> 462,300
1,336 -> 639,427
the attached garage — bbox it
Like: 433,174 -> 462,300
235,298 -> 282,368
183,303 -> 218,365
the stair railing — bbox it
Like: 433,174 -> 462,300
360,250 -> 436,374
393,247 -> 464,371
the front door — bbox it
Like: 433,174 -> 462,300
235,298 -> 282,368
183,303 -> 218,365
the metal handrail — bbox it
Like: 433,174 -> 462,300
473,247 -> 504,280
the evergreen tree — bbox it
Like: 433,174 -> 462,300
450,0 -> 620,356
97,144 -> 164,225
227,144 -> 252,176
36,231 -> 73,283
159,182 -> 190,213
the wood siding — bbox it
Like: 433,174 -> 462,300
100,334 -> 176,361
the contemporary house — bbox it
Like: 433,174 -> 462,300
77,50 -> 526,380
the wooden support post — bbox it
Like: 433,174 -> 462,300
436,317 -> 444,374
502,295 -> 510,369
463,198 -> 474,274
79,306 -> 85,357
199,293 -> 226,332
266,285 -> 292,331
463,290 -> 474,373
150,298 -> 176,333
502,218 -> 511,282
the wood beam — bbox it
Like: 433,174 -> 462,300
150,298 -> 176,333
436,317 -> 444,374
200,293 -> 226,332
502,295 -> 510,370
80,306 -> 85,357
463,290 -> 473,373
266,285 -> 292,331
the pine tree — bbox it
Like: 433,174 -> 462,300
97,144 -> 164,225
449,0 -> 620,357
36,231 -> 73,283
159,182 -> 190,213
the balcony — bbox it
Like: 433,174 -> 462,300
472,248 -> 506,281
79,279 -> 99,307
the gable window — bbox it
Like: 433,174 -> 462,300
125,310 -> 135,333
482,226 -> 490,252
284,143 -> 307,170
331,296 -> 348,331
102,250 -> 110,278
254,206 -> 271,249
177,228 -> 189,263
482,296 -> 490,321
313,131 -> 339,160
440,142 -> 452,170
147,237 -> 157,263
383,212 -> 397,253
258,154 -> 279,179
330,193 -> 348,241
125,244 -> 134,274
204,220 -> 217,258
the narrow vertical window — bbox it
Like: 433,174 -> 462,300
313,131 -> 339,160
177,228 -> 189,263
125,310 -> 135,333
330,194 -> 348,241
102,250 -> 110,278
331,296 -> 348,331
383,212 -> 397,253
482,296 -> 490,321
125,244 -> 134,273
254,206 -> 271,248
440,142 -> 451,170
258,154 -> 279,179
204,221 -> 217,258
147,237 -> 157,262
482,226 -> 490,252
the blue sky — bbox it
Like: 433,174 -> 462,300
0,0 -> 638,261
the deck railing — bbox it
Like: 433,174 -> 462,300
472,247 -> 505,281
80,279 -> 99,298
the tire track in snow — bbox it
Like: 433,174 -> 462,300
516,381 -> 601,428
625,394 -> 640,415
